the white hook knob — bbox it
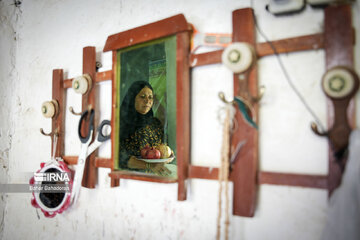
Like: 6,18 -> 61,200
72,74 -> 92,95
41,100 -> 58,118
222,42 -> 255,74
322,66 -> 358,99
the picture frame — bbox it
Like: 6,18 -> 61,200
103,14 -> 191,200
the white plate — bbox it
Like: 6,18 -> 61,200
137,155 -> 175,163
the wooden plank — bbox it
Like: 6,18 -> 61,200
256,33 -> 324,57
95,157 -> 112,168
81,46 -> 97,189
52,69 -> 65,158
231,8 -> 258,217
259,172 -> 328,189
110,50 -> 119,187
176,31 -> 191,201
188,166 -> 328,189
189,50 -> 223,67
109,171 -> 177,183
63,70 -> 113,89
325,6 -> 353,69
63,78 -> 73,89
189,33 -> 325,67
111,178 -> 120,187
63,156 -> 112,168
188,166 -> 220,180
63,155 -> 77,165
96,70 -> 112,82
324,5 -> 354,196
103,14 -> 190,52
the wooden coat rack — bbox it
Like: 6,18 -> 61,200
45,49 -> 112,189
42,4 -> 356,217
189,5 -> 356,217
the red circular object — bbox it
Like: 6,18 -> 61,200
29,160 -> 73,218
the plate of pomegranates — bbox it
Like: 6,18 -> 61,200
137,144 -> 175,163
137,155 -> 175,163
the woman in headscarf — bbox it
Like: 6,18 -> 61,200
119,81 -> 171,176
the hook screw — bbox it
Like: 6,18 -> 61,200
40,128 -> 59,137
69,106 -> 82,116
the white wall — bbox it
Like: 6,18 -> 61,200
0,0 -> 359,239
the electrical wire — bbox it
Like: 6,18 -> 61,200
250,0 -> 326,132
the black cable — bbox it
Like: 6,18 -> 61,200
250,0 -> 326,132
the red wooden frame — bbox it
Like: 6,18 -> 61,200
324,5 -> 355,196
230,8 -> 259,217
103,14 -> 191,200
52,69 -> 65,159
80,47 -> 97,189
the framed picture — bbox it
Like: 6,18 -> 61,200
104,14 -> 190,200
114,36 -> 177,177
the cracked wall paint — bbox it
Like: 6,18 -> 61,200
0,0 -> 23,239
0,0 -> 359,240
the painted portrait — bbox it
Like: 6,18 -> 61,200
114,36 -> 177,179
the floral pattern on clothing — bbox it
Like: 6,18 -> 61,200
119,118 -> 163,169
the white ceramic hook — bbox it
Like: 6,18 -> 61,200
72,74 -> 92,95
222,42 -> 255,74
41,100 -> 59,118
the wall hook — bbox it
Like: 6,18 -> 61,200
310,122 -> 328,137
69,106 -> 82,116
220,42 -> 262,128
72,74 -> 92,95
311,66 -> 359,159
222,42 -> 255,74
250,85 -> 265,103
40,127 -> 59,137
218,92 -> 258,129
41,100 -> 59,119
219,92 -> 234,104
69,105 -> 93,116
